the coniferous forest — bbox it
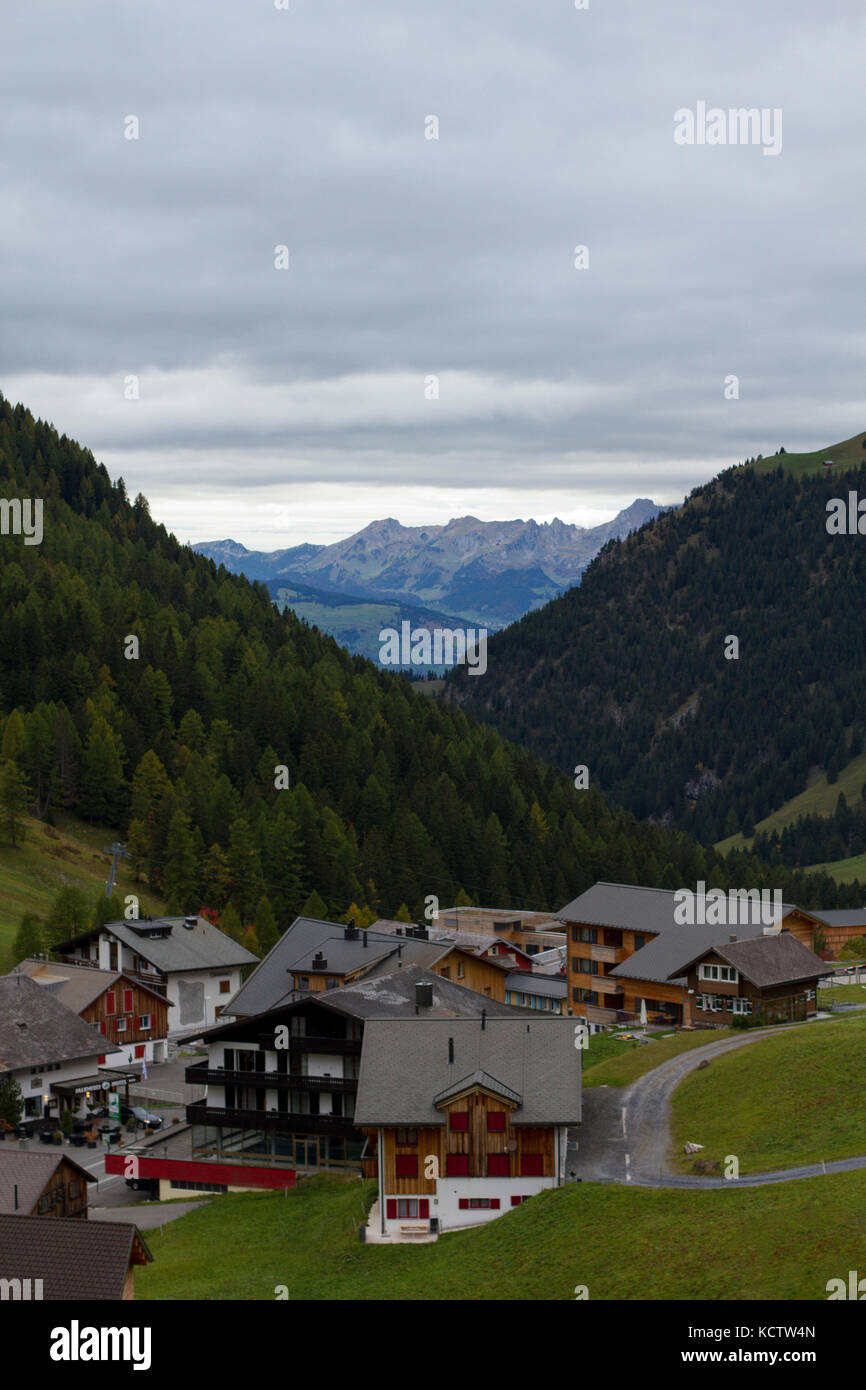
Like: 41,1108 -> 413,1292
449,461 -> 866,847
0,395 -> 862,953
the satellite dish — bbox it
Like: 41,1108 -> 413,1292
506,1139 -> 517,1152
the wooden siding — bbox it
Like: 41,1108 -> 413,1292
433,950 -> 506,1001
366,1087 -> 557,1191
82,976 -> 169,1048
32,1157 -> 90,1219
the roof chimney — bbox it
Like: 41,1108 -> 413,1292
363,930 -> 368,949
312,951 -> 327,970
448,1036 -> 454,1065
729,934 -> 737,943
415,981 -> 433,1011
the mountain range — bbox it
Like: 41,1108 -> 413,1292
194,499 -> 666,640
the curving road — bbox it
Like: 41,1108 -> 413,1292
568,1024 -> 866,1188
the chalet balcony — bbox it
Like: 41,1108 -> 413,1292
186,1102 -> 357,1135
589,944 -> 627,965
594,977 -> 624,996
185,1066 -> 356,1091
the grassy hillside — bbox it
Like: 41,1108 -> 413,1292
751,431 -> 866,477
0,811 -> 163,974
670,1015 -> 866,1174
583,1027 -> 737,1088
716,745 -> 866,853
809,850 -> 866,885
135,1169 -> 866,1301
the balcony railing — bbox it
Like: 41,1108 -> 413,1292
286,1036 -> 361,1055
594,977 -> 624,995
186,1102 -> 357,1135
589,944 -> 622,965
185,1066 -> 355,1091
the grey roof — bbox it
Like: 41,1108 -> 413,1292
55,915 -> 256,974
312,965 -> 535,1020
0,975 -> 106,1071
505,972 -> 567,998
0,1151 -> 95,1215
558,881 -> 795,934
225,917 -> 451,1016
354,1017 -> 581,1127
11,959 -> 169,1013
811,909 -> 866,928
433,1069 -> 522,1106
370,918 -> 535,960
679,933 -> 835,989
0,1215 -> 152,1299
610,924 -> 772,986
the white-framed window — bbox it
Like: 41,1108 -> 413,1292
116,1018 -> 128,1032
397,1199 -> 419,1219
805,988 -> 815,1001
732,998 -> 753,1015
698,964 -> 738,983
138,1014 -> 151,1030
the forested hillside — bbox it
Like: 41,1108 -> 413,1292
448,459 -> 866,848
0,394 -> 859,940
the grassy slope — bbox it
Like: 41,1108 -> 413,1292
670,1015 -> 866,1174
583,1027 -> 737,1088
135,1170 -> 866,1301
750,431 -> 866,477
716,748 -> 866,854
0,811 -> 164,974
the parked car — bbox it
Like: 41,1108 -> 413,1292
125,1175 -> 159,1193
88,1103 -> 163,1130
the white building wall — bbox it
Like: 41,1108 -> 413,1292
381,1175 -> 556,1234
15,1053 -> 105,1121
166,968 -> 244,1034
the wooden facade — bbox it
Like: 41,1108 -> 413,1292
365,1086 -> 557,1193
433,949 -> 508,1002
81,975 -> 170,1053
30,1156 -> 92,1219
683,950 -> 823,1026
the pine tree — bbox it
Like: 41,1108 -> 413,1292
300,889 -> 328,919
12,912 -> 44,963
0,1075 -> 23,1129
0,759 -> 30,846
254,895 -> 279,954
45,885 -> 90,945
164,809 -> 199,912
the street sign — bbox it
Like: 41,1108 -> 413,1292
108,1091 -> 121,1120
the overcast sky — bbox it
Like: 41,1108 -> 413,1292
1,0 -> 863,547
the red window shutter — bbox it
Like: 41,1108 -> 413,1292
449,1112 -> 468,1131
458,1199 -> 469,1210
419,1199 -> 429,1218
105,991 -> 115,1016
446,1154 -> 469,1177
487,1112 -> 506,1132
123,989 -> 133,1012
386,1199 -> 397,1219
511,1196 -> 522,1206
98,1055 -> 106,1065
490,1199 -> 500,1209
521,1154 -> 544,1177
99,1020 -> 107,1035
395,1155 -> 418,1178
135,1045 -> 145,1059
488,1154 -> 509,1177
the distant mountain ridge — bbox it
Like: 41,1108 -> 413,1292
195,499 -> 667,632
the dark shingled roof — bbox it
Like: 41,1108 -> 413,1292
54,915 -> 256,974
0,1151 -> 95,1215
678,932 -> 835,989
198,965 -> 533,1041
433,1069 -> 522,1106
558,881 -> 795,934
0,1215 -> 152,1299
354,1017 -> 581,1127
0,975 -> 106,1071
224,917 -> 451,1016
611,923 -> 767,985
505,972 -> 566,998
811,909 -> 866,929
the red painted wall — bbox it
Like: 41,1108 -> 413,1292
104,1153 -> 296,1190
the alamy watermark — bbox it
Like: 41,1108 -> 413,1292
674,883 -> 782,927
0,497 -> 42,545
674,102 -> 782,157
379,620 -> 487,676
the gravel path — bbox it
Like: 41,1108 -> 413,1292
570,1024 -> 866,1189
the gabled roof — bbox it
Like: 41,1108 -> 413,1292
54,916 -> 256,974
0,1215 -> 151,1299
0,975 -> 105,1072
0,1151 -> 95,1214
558,881 -> 796,934
810,908 -> 866,929
676,933 -> 835,989
11,959 -> 170,1013
354,1017 -> 581,1127
610,923 -> 766,985
433,1070 -> 522,1107
199,965 -> 533,1040
224,918 -> 451,1016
